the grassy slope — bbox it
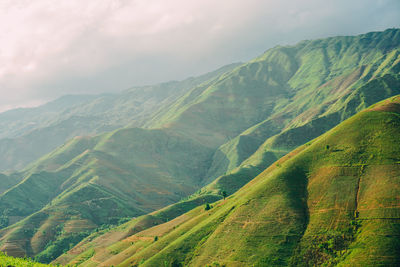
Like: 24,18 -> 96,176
71,95 -> 400,267
201,70 -> 400,197
201,29 -> 400,193
54,194 -> 221,266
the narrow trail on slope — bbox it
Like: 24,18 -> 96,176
354,164 -> 365,219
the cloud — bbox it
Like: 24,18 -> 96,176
0,0 -> 399,111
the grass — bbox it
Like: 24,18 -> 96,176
53,194 -> 221,266
64,95 -> 400,266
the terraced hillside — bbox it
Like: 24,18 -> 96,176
1,29 -> 400,263
59,95 -> 400,266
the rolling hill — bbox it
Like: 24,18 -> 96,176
58,95 -> 400,266
0,128 -> 215,262
1,28 -> 399,263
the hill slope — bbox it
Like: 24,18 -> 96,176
199,29 -> 400,196
0,127 -> 215,262
63,95 -> 400,266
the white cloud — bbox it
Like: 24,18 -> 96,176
0,0 -> 399,111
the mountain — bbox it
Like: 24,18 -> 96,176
0,63 -> 240,172
148,29 -> 400,179
59,95 -> 400,266
137,28 -> 400,207
1,28 -> 399,263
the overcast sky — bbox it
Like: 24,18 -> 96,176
0,0 -> 399,112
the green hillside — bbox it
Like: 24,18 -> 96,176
200,68 -> 400,197
54,194 -> 221,266
0,128 -> 214,262
197,29 -> 400,194
1,29 -> 400,264
62,95 -> 400,266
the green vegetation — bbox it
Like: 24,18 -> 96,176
1,29 -> 400,264
221,191 -> 227,200
0,128 -> 215,261
53,194 -> 221,266
65,95 -> 400,266
0,251 -> 53,266
169,28 -> 400,197
35,231 -> 90,263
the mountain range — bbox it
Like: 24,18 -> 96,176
0,28 -> 399,266
0,63 -> 240,172
57,94 -> 400,267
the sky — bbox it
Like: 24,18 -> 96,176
0,0 -> 399,112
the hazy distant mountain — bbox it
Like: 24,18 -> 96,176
0,63 -> 240,172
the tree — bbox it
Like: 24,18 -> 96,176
205,203 -> 211,211
221,190 -> 227,200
